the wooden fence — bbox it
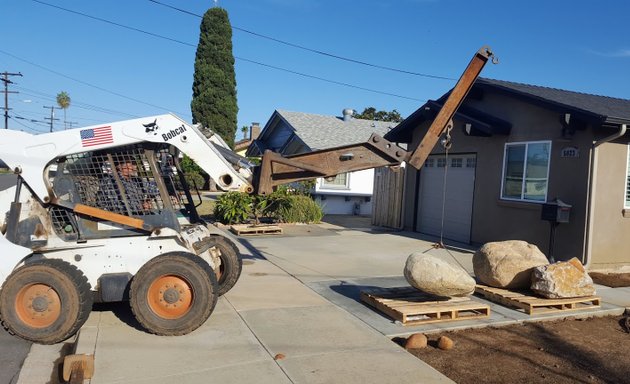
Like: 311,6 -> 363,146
371,166 -> 405,229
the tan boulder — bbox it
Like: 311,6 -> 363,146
437,336 -> 454,350
405,333 -> 428,350
531,258 -> 596,298
589,266 -> 630,287
473,240 -> 549,289
404,252 -> 476,297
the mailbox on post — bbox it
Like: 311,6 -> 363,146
541,199 -> 572,224
540,199 -> 572,263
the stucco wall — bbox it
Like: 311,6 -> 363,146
404,93 -> 593,262
590,141 -> 630,267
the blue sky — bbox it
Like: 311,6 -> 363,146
1,0 -> 628,139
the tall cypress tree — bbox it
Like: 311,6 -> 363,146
191,7 -> 238,148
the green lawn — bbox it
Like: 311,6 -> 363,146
195,200 -> 215,219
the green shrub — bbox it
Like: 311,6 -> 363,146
275,195 -> 323,223
184,171 -> 205,190
213,192 -> 253,224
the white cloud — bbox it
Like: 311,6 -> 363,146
588,48 -> 630,58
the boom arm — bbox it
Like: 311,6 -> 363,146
253,46 -> 497,195
0,114 -> 254,204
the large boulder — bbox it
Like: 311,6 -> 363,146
473,240 -> 549,289
589,266 -> 630,288
404,252 -> 476,297
531,258 -> 596,298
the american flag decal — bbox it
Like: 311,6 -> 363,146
80,126 -> 113,147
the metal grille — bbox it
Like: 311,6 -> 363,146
58,146 -> 165,216
49,206 -> 77,236
156,149 -> 190,210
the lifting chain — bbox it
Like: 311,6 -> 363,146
421,118 -> 468,272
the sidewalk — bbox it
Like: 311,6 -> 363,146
59,222 -> 455,384
17,216 -> 630,383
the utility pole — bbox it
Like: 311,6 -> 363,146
43,105 -> 60,132
1,72 -> 22,129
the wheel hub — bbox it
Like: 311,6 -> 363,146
31,296 -> 49,312
147,275 -> 193,320
163,288 -> 180,304
15,283 -> 61,328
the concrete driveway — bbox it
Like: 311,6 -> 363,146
15,215 -> 629,383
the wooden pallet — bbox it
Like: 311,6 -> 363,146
360,287 -> 490,326
229,224 -> 283,236
475,285 -> 601,315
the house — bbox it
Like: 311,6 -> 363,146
385,78 -> 630,269
246,109 -> 396,215
234,123 -> 261,156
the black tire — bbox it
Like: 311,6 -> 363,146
129,252 -> 218,336
0,259 -> 93,344
209,236 -> 243,296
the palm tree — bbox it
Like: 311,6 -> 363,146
241,125 -> 249,140
56,91 -> 71,130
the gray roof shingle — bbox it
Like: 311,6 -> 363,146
477,78 -> 630,123
276,110 -> 396,150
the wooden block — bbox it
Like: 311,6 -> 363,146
229,224 -> 283,236
475,284 -> 601,315
360,287 -> 490,326
63,354 -> 94,383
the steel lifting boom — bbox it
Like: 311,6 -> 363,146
253,46 -> 497,195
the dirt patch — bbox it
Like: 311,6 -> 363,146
396,316 -> 630,384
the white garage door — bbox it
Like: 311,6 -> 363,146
416,154 -> 476,243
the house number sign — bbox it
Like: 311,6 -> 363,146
561,146 -> 579,158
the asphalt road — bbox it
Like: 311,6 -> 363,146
0,172 -> 32,384
0,328 -> 31,384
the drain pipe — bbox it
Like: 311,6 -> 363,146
584,123 -> 627,268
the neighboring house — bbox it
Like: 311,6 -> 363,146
234,123 -> 261,156
247,109 -> 396,215
385,78 -> 630,268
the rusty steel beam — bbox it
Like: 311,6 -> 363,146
408,46 -> 496,169
252,46 -> 496,195
255,134 -> 408,195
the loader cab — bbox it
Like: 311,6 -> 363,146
47,143 -> 203,241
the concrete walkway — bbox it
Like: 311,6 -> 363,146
16,216 -> 630,383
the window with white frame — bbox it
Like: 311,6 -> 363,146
321,172 -> 349,189
501,141 -> 551,202
625,146 -> 630,208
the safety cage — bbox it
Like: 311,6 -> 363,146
47,143 -> 202,240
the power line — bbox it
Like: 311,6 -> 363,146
32,0 -> 194,47
236,57 -> 423,101
147,0 -> 456,81
28,1 -> 426,101
14,86 -> 139,119
0,49 -> 190,117
10,113 -> 49,133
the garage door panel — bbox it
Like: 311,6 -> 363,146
417,154 -> 475,243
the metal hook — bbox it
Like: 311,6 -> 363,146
484,47 -> 499,64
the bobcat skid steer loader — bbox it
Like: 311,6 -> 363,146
0,45 -> 496,344
0,114 -> 253,343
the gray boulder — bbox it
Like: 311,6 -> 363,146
404,252 -> 476,297
531,258 -> 596,298
473,240 -> 549,289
